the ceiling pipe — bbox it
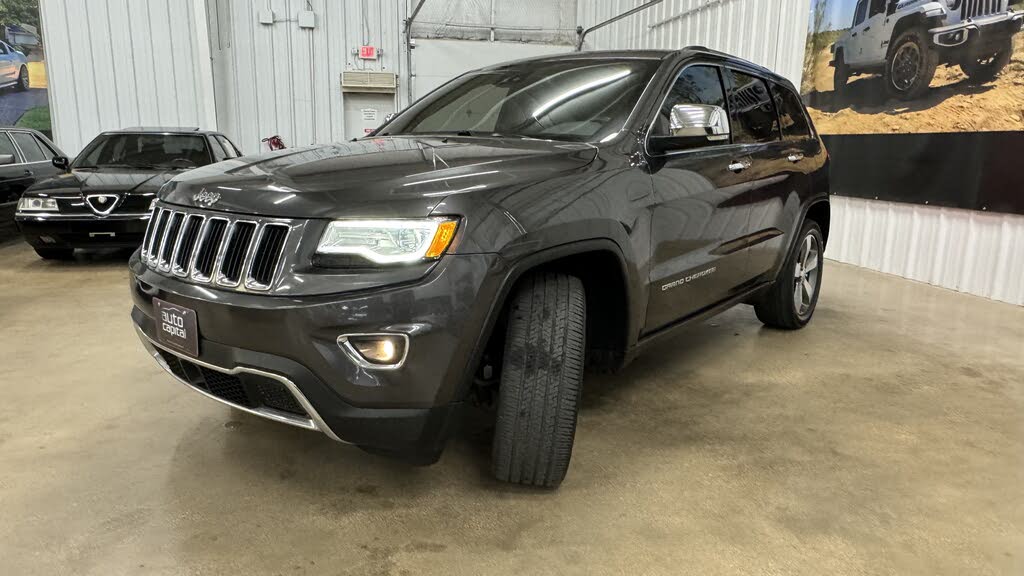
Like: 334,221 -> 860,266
404,0 -> 429,105
575,0 -> 665,51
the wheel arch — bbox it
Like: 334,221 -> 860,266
888,10 -> 943,58
458,238 -> 640,400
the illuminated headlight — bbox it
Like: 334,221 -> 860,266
316,218 -> 459,264
17,197 -> 58,212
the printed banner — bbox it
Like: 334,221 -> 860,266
802,0 -> 1024,134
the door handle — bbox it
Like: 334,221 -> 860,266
728,160 -> 752,173
23,169 -> 33,176
851,32 -> 857,37
787,153 -> 805,163
863,26 -> 871,32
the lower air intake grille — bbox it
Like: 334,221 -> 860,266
154,348 -> 309,417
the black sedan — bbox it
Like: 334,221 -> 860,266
15,127 -> 242,259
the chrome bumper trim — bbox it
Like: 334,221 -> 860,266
931,11 -> 1024,46
134,325 -> 346,443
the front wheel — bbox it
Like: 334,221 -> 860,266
754,221 -> 824,330
492,273 -> 586,488
960,38 -> 1012,83
885,28 -> 938,100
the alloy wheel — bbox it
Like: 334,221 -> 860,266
891,42 -> 921,91
20,68 -> 29,89
793,233 -> 820,317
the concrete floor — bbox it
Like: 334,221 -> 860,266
1,240 -> 1022,576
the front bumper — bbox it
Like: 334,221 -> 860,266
931,11 -> 1024,47
16,213 -> 150,249
130,250 -> 505,460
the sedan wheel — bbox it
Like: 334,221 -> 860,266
17,67 -> 29,91
792,233 -> 821,319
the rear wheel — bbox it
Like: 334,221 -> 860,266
754,221 -> 824,330
885,28 -> 938,100
960,38 -> 1012,83
16,66 -> 29,91
34,247 -> 74,260
492,273 -> 586,488
833,53 -> 849,93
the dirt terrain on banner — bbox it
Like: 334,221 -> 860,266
803,34 -> 1024,134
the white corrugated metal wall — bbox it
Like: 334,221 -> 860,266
39,0 -> 216,155
577,0 -> 812,86
206,0 -> 407,153
829,197 -> 1024,306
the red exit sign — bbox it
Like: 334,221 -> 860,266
358,45 -> 377,60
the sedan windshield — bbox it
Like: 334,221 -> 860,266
74,134 -> 212,170
381,59 -> 661,143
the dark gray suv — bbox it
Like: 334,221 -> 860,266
129,48 -> 830,487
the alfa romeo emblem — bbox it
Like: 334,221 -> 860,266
85,194 -> 120,216
192,189 -> 221,207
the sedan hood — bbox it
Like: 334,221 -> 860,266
160,136 -> 598,219
29,169 -> 179,196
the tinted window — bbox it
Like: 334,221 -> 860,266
0,44 -> 8,55
773,84 -> 812,141
0,133 -> 19,162
383,59 -> 660,143
209,136 -> 228,162
34,134 -> 57,157
215,135 -> 239,158
853,0 -> 868,25
725,70 -> 779,144
11,132 -> 49,162
869,0 -> 886,16
652,65 -> 726,137
75,134 -> 212,169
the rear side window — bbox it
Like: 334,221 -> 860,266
11,132 -> 49,162
0,133 -> 19,161
724,70 -> 779,144
652,65 -> 727,138
772,84 -> 812,141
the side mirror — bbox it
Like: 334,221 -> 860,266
52,156 -> 70,171
649,104 -> 731,154
0,154 -> 14,166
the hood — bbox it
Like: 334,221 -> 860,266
160,136 -> 598,219
28,168 -> 178,196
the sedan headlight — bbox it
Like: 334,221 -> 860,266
316,218 -> 459,264
17,197 -> 58,212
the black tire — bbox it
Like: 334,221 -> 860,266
754,221 -> 824,330
833,53 -> 849,93
16,66 -> 29,92
492,273 -> 586,488
960,38 -> 1012,84
34,247 -> 74,260
885,27 -> 938,100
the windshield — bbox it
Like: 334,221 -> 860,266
74,133 -> 212,170
381,59 -> 661,143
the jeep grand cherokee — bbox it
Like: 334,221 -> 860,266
129,48 -> 830,487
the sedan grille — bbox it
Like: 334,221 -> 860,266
141,205 -> 290,291
961,0 -> 1004,19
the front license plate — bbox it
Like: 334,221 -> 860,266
154,298 -> 199,357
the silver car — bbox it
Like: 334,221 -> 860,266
0,41 -> 29,91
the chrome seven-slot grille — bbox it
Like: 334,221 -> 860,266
961,0 -> 1004,19
141,205 -> 290,291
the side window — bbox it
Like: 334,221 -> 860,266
215,135 -> 239,158
853,0 -> 868,26
208,136 -> 228,162
772,84 -> 812,141
0,133 -> 20,162
652,65 -> 727,138
869,0 -> 886,17
724,70 -> 780,144
33,135 -> 58,157
0,43 -> 8,55
11,132 -> 49,162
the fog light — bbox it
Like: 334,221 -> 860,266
338,334 -> 409,369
